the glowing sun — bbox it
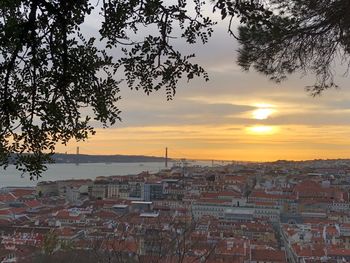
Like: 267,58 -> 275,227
252,104 -> 275,120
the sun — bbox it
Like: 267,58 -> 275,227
252,107 -> 274,120
252,108 -> 274,120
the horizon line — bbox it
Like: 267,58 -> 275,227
53,152 -> 350,163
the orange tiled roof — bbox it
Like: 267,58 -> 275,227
11,189 -> 35,198
328,248 -> 350,257
0,193 -> 17,202
24,200 -> 42,208
251,249 -> 287,262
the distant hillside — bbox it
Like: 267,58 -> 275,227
53,153 -> 168,164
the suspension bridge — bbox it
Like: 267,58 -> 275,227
60,146 -> 237,167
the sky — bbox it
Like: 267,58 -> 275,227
57,2 -> 350,161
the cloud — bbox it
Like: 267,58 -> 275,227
57,122 -> 350,161
61,5 -> 350,161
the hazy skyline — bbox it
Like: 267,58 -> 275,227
57,7 -> 350,161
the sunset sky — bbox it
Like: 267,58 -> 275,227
57,6 -> 350,161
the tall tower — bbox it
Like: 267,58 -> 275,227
76,146 -> 80,166
165,147 -> 168,168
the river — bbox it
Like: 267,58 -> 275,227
0,161 -> 212,187
0,162 -> 170,187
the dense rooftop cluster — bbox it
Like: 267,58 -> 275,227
1,159 -> 350,262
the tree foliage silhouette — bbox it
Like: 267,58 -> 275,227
235,0 -> 350,95
0,0 -> 214,177
1,0 -> 348,177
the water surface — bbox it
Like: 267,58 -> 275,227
0,162 -> 168,187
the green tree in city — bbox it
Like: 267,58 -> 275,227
42,231 -> 59,256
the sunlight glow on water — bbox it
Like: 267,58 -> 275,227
246,125 -> 278,135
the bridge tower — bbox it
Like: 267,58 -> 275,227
76,146 -> 80,165
165,147 -> 168,168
